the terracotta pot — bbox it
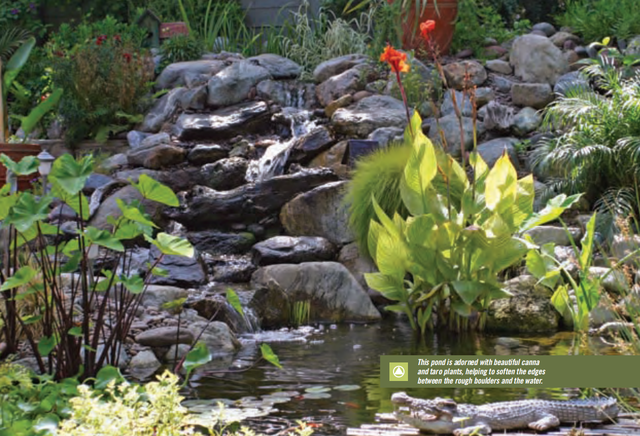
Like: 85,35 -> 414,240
391,0 -> 459,54
0,143 -> 42,191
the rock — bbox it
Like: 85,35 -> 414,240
484,45 -> 508,58
135,326 -> 194,347
186,292 -> 253,333
368,127 -> 404,147
127,144 -> 186,170
512,107 -> 542,136
178,85 -> 208,110
141,88 -> 187,133
127,130 -> 151,149
289,126 -> 335,163
256,80 -> 316,109
524,226 -> 582,246
128,350 -> 161,380
252,236 -> 337,266
532,22 -> 556,37
247,53 -> 301,79
101,153 -> 128,172
481,101 -> 515,132
83,174 -> 113,195
426,114 -> 484,157
550,31 -> 580,48
337,242 -> 378,291
280,181 -> 353,245
207,60 -> 272,107
89,185 -> 163,230
48,203 -> 77,223
114,168 -> 198,193
475,87 -> 495,107
157,60 -> 227,90
200,157 -> 248,190
477,137 -> 520,169
510,34 -> 569,85
313,54 -> 369,83
187,144 -> 229,165
308,141 -> 349,179
166,168 -> 338,229
316,66 -> 365,107
486,275 -> 559,332
511,83 -> 554,109
148,246 -> 207,288
441,89 -> 473,117
187,230 -> 255,255
250,262 -> 381,326
611,234 -> 640,264
492,75 -> 514,93
589,267 -> 629,294
332,95 -> 408,138
140,132 -> 171,149
140,285 -> 189,310
626,35 -> 640,56
554,71 -> 590,96
324,94 -> 353,118
173,101 -> 271,141
353,90 -> 372,101
188,320 -> 240,354
210,255 -> 256,282
443,60 -> 487,90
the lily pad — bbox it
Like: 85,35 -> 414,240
189,407 -> 276,427
302,392 -> 332,400
305,386 -> 331,393
334,385 -> 361,391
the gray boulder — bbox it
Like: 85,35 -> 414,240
316,66 -> 365,107
252,236 -> 337,266
511,83 -> 554,109
441,89 -> 473,117
200,157 -> 248,190
256,80 -> 316,109
141,88 -> 187,133
426,114 -> 484,157
532,22 -> 557,37
127,144 -> 186,170
187,230 -> 255,255
207,60 -> 272,107
332,95 -> 407,138
157,60 -> 227,89
524,225 -> 582,246
510,34 -> 569,85
485,59 -> 513,75
511,107 -> 542,136
247,53 -> 302,79
135,326 -> 194,347
140,285 -> 189,310
148,246 -> 207,288
481,101 -> 515,133
477,137 -> 520,169
313,54 -> 369,83
554,71 -> 590,96
443,60 -> 487,90
128,350 -> 161,380
187,144 -> 229,165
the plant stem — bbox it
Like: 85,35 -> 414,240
395,70 -> 414,136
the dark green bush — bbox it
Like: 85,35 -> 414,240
159,34 -> 204,70
557,0 -> 640,42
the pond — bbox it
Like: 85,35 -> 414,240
190,318 -> 616,435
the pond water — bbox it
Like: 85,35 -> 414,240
190,318 -> 616,435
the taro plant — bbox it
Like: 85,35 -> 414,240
364,113 -> 582,333
0,153 -> 194,380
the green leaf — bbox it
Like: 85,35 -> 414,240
485,152 -> 517,213
119,273 -> 144,294
405,215 -> 436,248
94,366 -> 123,390
226,288 -> 244,317
260,343 -> 282,369
145,232 -> 194,257
403,119 -> 437,212
1,266 -> 37,291
451,281 -> 485,306
133,173 -> 179,207
0,154 -> 39,176
551,285 -> 572,319
32,413 -> 60,433
68,326 -> 83,337
17,88 -> 63,136
117,199 -> 158,228
3,192 -> 52,232
364,272 -> 404,301
0,194 -> 17,220
519,194 -> 582,232
375,229 -> 407,281
50,181 -> 89,217
184,342 -> 212,377
579,213 -> 597,270
38,335 -> 58,356
85,227 -> 125,252
3,37 -> 36,101
49,154 -> 94,196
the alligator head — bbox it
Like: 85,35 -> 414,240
391,392 -> 461,433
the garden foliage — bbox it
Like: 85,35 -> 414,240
557,0 -> 640,43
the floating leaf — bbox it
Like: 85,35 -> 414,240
305,387 -> 331,393
302,392 -> 332,400
333,385 -> 361,391
260,343 -> 282,369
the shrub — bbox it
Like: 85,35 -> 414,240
557,0 -> 640,43
345,141 -> 412,259
159,34 -> 204,70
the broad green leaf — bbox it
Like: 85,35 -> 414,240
117,199 -> 158,228
375,229 -> 407,281
17,88 -> 63,136
1,266 -> 37,291
133,173 -> 180,207
3,36 -> 36,100
20,314 -> 42,324
364,272 -> 404,300
0,195 -> 17,220
485,153 -> 517,213
161,298 -> 187,313
4,192 -> 52,232
32,414 -> 60,434
260,343 -> 282,369
114,222 -> 145,240
85,227 -> 125,252
119,273 -> 144,294
145,232 -> 194,257
367,220 -> 382,260
519,193 -> 582,231
403,123 -> 437,209
510,175 -> 535,229
451,281 -> 485,306
95,366 -> 124,390
371,195 -> 401,240
405,215 -> 436,247
38,335 -> 58,357
226,288 -> 244,316
184,342 -> 212,376
0,154 -> 39,176
49,154 -> 94,196
551,285 -> 572,319
579,213 -> 597,270
68,326 -> 83,337
50,180 -> 90,217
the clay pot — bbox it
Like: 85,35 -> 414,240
0,143 -> 42,191
390,0 -> 459,54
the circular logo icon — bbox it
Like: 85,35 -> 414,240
393,365 -> 405,378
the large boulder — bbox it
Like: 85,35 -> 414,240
156,60 -> 227,90
289,126 -> 335,164
280,181 -> 353,245
187,144 -> 229,165
510,34 -> 569,85
313,54 -> 369,83
246,53 -> 302,79
486,275 -> 559,332
443,60 -> 487,90
256,80 -> 317,109
332,95 -> 408,138
140,285 -> 189,310
251,236 -> 337,266
250,262 -> 381,326
148,245 -> 207,288
511,107 -> 542,136
426,115 -> 484,157
316,66 -> 365,107
207,60 -> 272,107
200,157 -> 248,191
187,230 -> 255,255
165,168 -> 338,229
477,137 -> 520,169
308,141 -> 350,179
511,83 -> 554,109
89,185 -> 164,230
141,88 -> 187,133
127,144 -> 186,170
524,225 -> 582,246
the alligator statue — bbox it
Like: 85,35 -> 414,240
391,392 -> 619,435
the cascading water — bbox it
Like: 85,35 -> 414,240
245,107 -> 318,183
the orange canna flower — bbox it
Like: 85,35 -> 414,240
420,20 -> 436,40
380,44 -> 410,73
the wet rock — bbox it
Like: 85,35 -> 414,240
140,285 -> 189,310
486,275 -> 559,332
368,127 -> 404,147
207,60 -> 271,107
114,168 -> 198,193
83,174 -> 114,195
524,225 -> 582,246
128,349 -> 161,380
200,157 -> 248,190
148,245 -> 207,288
252,236 -> 337,266
486,60 -> 513,75
481,101 -> 515,133
510,34 -> 569,85
337,242 -> 379,295
187,230 -> 255,255
187,144 -> 229,165
443,60 -> 487,90
127,130 -> 151,149
289,126 -> 335,163
166,168 -> 338,229
511,107 -> 542,136
308,141 -> 349,179
316,66 -> 365,107
313,54 -> 369,83
441,89 -> 473,117
135,326 -> 194,347
128,144 -> 186,170
48,203 -> 77,224
550,31 -> 580,48
324,94 -> 353,118
189,320 -> 240,354
140,132 -> 170,149
511,83 -> 554,109
554,71 -> 590,96
141,88 -> 188,133
101,153 -> 128,172
611,234 -> 640,264
247,53 -> 301,79
89,185 -> 164,230
280,181 -> 353,245
426,114 -> 484,157
589,267 -> 630,294
186,292 -> 254,333
173,101 -> 271,141
256,80 -> 316,109
532,22 -> 557,37
210,255 -> 256,282
477,137 -> 520,169
250,262 -> 382,327
157,60 -> 227,90
332,95 -> 407,138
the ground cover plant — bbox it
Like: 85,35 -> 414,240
557,0 -> 640,43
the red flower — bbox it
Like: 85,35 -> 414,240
114,34 -> 121,42
420,20 -> 436,40
123,53 -> 132,63
380,44 -> 410,73
96,35 -> 107,46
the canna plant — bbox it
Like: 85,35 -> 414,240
0,153 -> 194,380
364,113 -> 582,333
